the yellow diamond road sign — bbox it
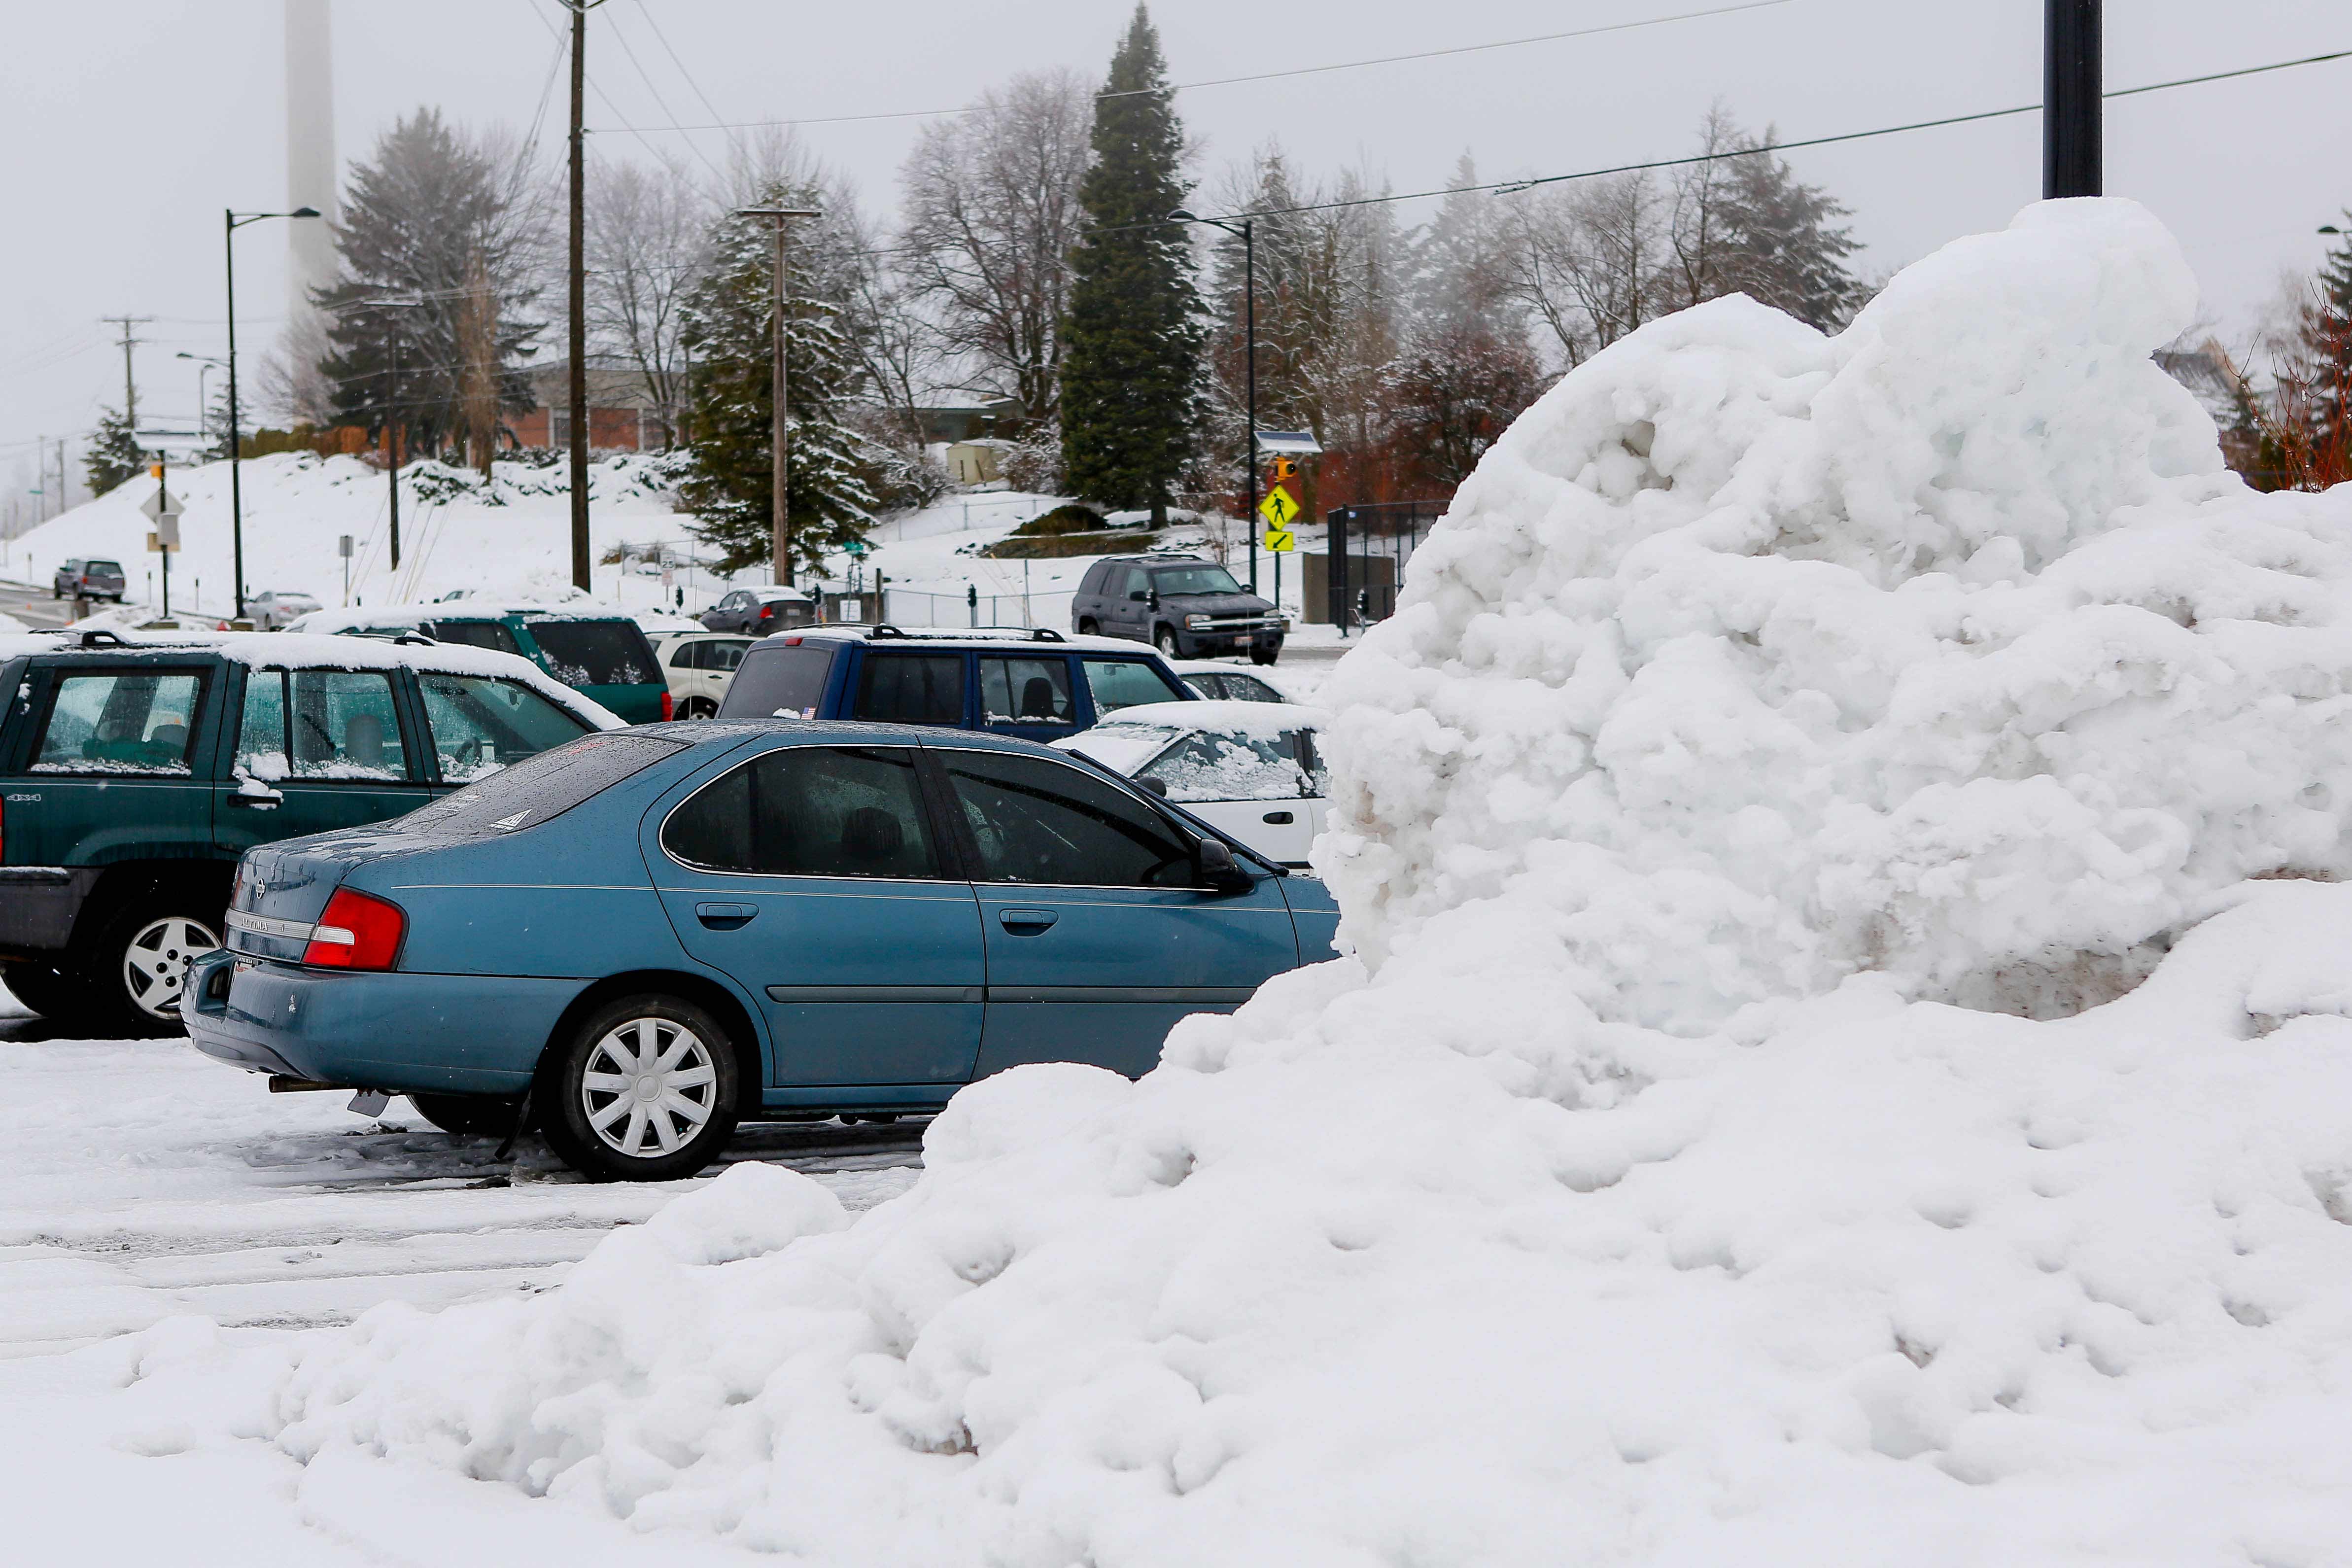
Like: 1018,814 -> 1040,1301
1256,485 -> 1301,528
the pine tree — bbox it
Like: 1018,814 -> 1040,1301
2305,219 -> 2352,478
83,406 -> 144,495
314,109 -> 543,456
674,184 -> 877,577
1716,132 -> 1867,331
1059,4 -> 1201,523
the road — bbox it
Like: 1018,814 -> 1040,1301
0,989 -> 925,1360
0,579 -> 78,631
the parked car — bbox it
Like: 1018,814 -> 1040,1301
283,603 -> 671,725
0,628 -> 616,1032
1166,659 -> 1295,704
1071,555 -> 1287,664
246,591 -> 323,630
1056,699 -> 1330,867
52,558 -> 127,603
717,625 -> 1197,742
650,630 -> 753,719
700,586 -> 819,636
185,722 -> 1341,1179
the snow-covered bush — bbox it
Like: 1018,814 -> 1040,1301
157,200 -> 2352,1562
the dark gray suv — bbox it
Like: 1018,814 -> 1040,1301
1071,556 -> 1286,665
53,558 -> 127,602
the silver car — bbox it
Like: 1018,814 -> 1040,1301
248,591 -> 324,630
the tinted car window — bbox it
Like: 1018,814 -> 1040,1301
289,670 -> 410,780
721,642 -> 837,719
1223,675 -> 1285,703
668,640 -> 704,670
395,732 -> 687,839
526,619 -> 660,686
1081,658 -> 1187,714
664,745 -> 942,879
419,673 -> 594,782
237,669 -> 292,780
426,619 -> 523,656
1151,565 -> 1244,595
854,652 -> 965,726
980,657 -> 1075,726
941,749 -> 1194,888
35,670 -> 205,773
86,559 -> 124,577
707,639 -> 750,671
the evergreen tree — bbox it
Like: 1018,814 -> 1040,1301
1716,132 -> 1867,331
314,109 -> 543,457
2306,218 -> 2352,475
1059,4 -> 1201,523
83,406 -> 144,495
674,184 -> 876,576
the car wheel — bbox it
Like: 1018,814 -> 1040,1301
83,902 -> 223,1035
1,961 -> 74,1018
538,994 -> 740,1182
1251,642 -> 1282,666
1155,626 -> 1181,659
679,696 -> 719,719
408,1093 -> 519,1137
1077,618 -> 1098,636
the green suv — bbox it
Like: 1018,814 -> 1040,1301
284,604 -> 671,724
0,629 -> 614,1033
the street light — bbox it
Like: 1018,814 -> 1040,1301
177,352 -> 228,450
1169,208 -> 1259,593
225,206 -> 321,619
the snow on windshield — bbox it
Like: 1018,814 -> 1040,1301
153,200 -> 2352,1560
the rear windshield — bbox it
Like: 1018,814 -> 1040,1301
393,732 -> 687,839
85,560 -> 124,575
526,619 -> 660,686
720,641 -> 838,720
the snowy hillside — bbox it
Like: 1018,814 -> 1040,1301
112,199 -> 2352,1563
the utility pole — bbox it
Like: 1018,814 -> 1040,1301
737,206 -> 821,584
2043,0 -> 2102,199
387,334 -> 404,572
101,314 -> 154,428
564,0 -> 608,593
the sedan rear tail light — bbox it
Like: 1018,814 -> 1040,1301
302,887 -> 407,970
756,605 -> 774,624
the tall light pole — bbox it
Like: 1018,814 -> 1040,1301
737,207 -> 822,584
226,206 -> 321,620
2043,0 -> 2102,198
1170,209 -> 1258,593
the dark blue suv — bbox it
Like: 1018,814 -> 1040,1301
185,722 -> 1339,1181
716,625 -> 1197,742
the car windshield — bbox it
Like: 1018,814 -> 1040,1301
720,641 -> 837,719
526,619 -> 660,685
394,732 -> 687,838
1151,565 -> 1243,596
1137,727 -> 1312,802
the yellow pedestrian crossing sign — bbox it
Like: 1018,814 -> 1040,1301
1257,484 -> 1301,529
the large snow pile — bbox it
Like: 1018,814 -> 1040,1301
139,200 -> 2352,1562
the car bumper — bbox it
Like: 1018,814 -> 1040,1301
0,867 -> 93,958
184,948 -> 582,1095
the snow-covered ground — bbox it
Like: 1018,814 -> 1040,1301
25,198 -> 2352,1564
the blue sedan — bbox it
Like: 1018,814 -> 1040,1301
184,722 -> 1340,1180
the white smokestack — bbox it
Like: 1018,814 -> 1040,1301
285,0 -> 338,320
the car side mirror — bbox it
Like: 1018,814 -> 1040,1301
1128,589 -> 1148,603
1195,836 -> 1253,895
1138,775 -> 1169,797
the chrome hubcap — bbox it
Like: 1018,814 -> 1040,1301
123,915 -> 220,1020
580,1017 -> 718,1158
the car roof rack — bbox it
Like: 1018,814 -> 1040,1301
868,623 -> 912,640
390,631 -> 439,647
77,629 -> 128,647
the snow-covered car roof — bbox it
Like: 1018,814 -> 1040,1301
713,584 -> 817,600
777,625 -> 1183,657
283,601 -> 648,634
0,629 -> 622,730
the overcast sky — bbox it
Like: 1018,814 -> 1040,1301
3,0 -> 2344,510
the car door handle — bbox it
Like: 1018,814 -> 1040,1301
1261,810 -> 1294,825
997,908 -> 1058,934
227,795 -> 280,810
695,902 -> 757,929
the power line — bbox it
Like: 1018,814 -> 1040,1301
603,2 -> 731,186
1188,44 -> 2352,226
632,0 -> 735,141
591,0 -> 1795,135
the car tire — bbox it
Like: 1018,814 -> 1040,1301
1077,618 -> 1098,636
679,696 -> 719,719
1155,626 -> 1181,659
1251,642 -> 1282,666
1,961 -> 74,1018
81,900 -> 224,1036
408,1093 -> 519,1138
538,994 -> 740,1182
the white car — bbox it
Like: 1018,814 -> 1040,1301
1165,659 -> 1295,704
1055,698 -> 1330,867
247,590 -> 323,629
649,630 -> 755,719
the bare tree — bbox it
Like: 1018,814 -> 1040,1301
898,69 -> 1093,421
584,152 -> 708,447
1501,170 -> 1667,371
